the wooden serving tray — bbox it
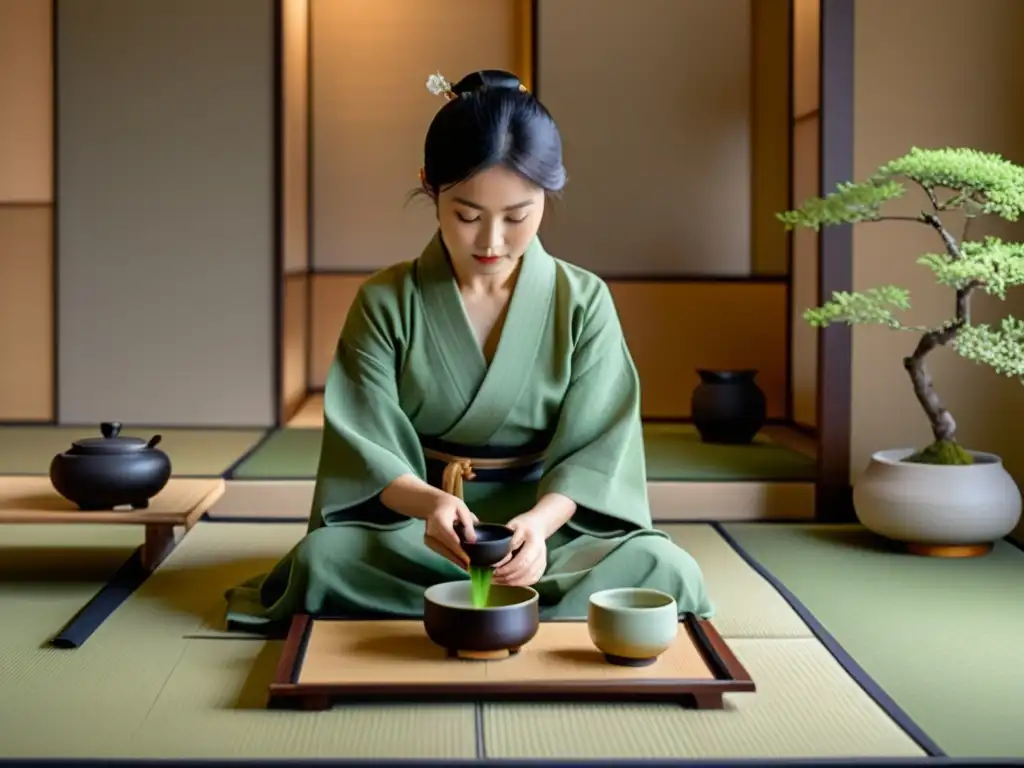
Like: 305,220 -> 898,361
267,614 -> 755,711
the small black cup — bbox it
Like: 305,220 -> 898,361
455,522 -> 515,567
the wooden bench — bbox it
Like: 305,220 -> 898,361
0,476 -> 226,571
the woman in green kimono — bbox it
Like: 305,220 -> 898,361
225,69 -> 714,632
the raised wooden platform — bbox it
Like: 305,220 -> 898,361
0,476 -> 225,570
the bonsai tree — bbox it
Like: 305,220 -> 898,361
777,147 -> 1024,466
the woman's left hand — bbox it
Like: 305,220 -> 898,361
492,514 -> 547,587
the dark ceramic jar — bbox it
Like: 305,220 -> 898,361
49,421 -> 173,510
691,369 -> 767,445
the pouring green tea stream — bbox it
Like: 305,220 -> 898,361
455,521 -> 515,608
468,564 -> 494,608
440,457 -> 516,609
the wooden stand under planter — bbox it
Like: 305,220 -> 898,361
906,542 -> 994,558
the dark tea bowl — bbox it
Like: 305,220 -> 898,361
454,522 -> 515,567
423,580 -> 539,660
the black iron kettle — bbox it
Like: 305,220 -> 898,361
49,421 -> 173,510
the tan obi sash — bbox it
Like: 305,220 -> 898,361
422,446 -> 546,500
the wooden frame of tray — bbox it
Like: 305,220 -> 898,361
267,613 -> 755,711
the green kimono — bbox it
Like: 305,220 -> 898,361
225,233 -> 713,631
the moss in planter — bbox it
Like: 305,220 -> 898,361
903,439 -> 975,466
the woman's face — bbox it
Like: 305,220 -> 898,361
434,164 -> 546,279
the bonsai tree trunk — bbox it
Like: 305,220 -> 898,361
903,347 -> 956,441
901,314 -> 972,465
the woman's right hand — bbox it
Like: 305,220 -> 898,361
379,473 -> 479,568
424,495 -> 478,569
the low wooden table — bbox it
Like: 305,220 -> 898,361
0,476 -> 226,571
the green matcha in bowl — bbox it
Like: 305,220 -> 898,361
587,587 -> 679,666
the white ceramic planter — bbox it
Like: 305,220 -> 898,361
853,448 -> 1022,549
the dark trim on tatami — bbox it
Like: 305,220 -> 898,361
815,0 -> 855,522
9,759 -> 1020,767
711,523 -> 945,757
49,546 -> 150,649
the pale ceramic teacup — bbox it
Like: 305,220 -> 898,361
587,587 -> 679,667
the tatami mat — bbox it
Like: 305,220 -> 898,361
124,640 -> 477,760
289,395 -> 820,459
0,520 -> 474,759
231,424 -> 817,482
664,524 -> 811,638
482,637 -> 925,759
0,523 -> 144,650
644,423 -> 817,480
117,521 -> 307,639
1,519 -> 931,760
130,521 -> 813,640
0,426 -> 267,476
0,637 -> 476,760
722,522 -> 1024,759
229,428 -> 321,479
205,479 -> 818,524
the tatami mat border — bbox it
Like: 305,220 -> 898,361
708,523 -> 946,758
5,756 -> 1023,767
45,544 -> 150,649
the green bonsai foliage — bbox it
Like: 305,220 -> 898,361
778,147 -> 1024,465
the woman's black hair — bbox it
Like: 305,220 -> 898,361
421,69 -> 567,196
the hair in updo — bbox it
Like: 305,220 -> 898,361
421,69 -> 567,196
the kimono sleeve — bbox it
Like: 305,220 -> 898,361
537,282 -> 655,537
310,281 -> 427,529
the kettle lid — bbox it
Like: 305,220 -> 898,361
70,422 -> 151,455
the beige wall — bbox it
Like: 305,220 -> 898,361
790,0 -> 820,428
310,0 -> 790,279
537,0 -> 753,277
310,0 -> 521,271
56,0 -> 277,427
308,274 -> 788,420
0,0 -> 53,421
851,0 -> 1024,491
0,0 -> 51,204
280,0 -> 310,421
281,273 -> 308,423
283,0 -> 309,276
751,0 -> 792,277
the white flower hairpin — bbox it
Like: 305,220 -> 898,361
426,71 -> 456,102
